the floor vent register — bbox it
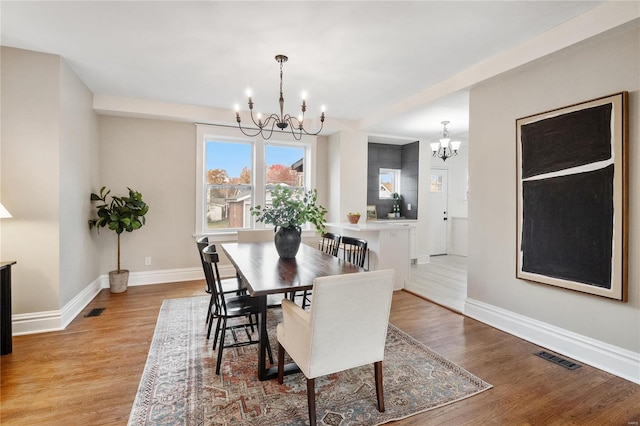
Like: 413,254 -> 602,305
534,351 -> 581,370
84,308 -> 105,317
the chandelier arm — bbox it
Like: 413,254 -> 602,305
301,119 -> 324,136
262,113 -> 282,126
287,125 -> 303,141
285,113 -> 324,136
248,109 -> 264,129
236,122 -> 266,138
259,119 -> 279,140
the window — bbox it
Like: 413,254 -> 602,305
204,141 -> 252,231
430,174 -> 443,192
195,125 -> 316,235
265,144 -> 305,208
379,168 -> 401,199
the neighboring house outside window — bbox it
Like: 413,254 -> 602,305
195,125 -> 316,236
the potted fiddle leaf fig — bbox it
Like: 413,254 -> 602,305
250,185 -> 327,258
89,186 -> 149,293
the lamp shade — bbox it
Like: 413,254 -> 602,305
0,202 -> 12,218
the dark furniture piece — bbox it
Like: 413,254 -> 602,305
340,236 -> 368,268
318,232 -> 341,256
299,232 -> 343,308
221,242 -> 364,381
1,261 -> 17,355
202,246 -> 272,375
196,237 -> 246,326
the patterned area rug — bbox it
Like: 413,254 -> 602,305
129,296 -> 491,426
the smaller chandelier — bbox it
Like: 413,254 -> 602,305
235,55 -> 325,141
430,121 -> 461,161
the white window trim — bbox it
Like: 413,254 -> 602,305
195,124 -> 317,240
379,167 -> 401,199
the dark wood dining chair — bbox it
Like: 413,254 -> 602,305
196,237 -> 247,326
318,232 -> 341,256
340,236 -> 368,269
202,245 -> 273,375
299,232 -> 343,309
196,237 -> 245,294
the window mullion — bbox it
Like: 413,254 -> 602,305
253,138 -> 266,229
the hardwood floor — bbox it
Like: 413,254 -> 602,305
2,280 -> 638,425
405,255 -> 467,313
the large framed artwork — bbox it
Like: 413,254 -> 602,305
516,92 -> 628,301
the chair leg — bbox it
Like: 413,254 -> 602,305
215,318 -> 227,375
306,377 -> 317,426
211,317 -> 222,349
374,361 -> 385,412
206,313 -> 213,339
266,335 -> 274,365
206,293 -> 214,326
277,342 -> 285,384
206,310 -> 217,340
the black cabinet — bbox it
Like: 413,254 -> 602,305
1,261 -> 16,355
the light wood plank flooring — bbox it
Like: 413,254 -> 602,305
405,255 -> 467,313
1,280 -> 638,425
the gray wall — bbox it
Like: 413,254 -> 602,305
1,47 -> 100,313
400,142 -> 419,220
97,116 -> 198,274
367,141 -> 419,219
468,23 -> 639,352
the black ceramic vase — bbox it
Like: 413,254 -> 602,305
274,226 -> 302,258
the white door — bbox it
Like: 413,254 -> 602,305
429,169 -> 448,255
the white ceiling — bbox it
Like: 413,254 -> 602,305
1,1 -> 609,143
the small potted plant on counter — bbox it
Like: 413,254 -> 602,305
347,212 -> 361,224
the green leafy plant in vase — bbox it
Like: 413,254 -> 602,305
89,186 -> 149,293
250,185 -> 327,258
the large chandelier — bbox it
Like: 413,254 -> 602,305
430,121 -> 461,161
235,55 -> 325,141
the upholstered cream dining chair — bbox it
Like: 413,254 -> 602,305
276,269 -> 395,426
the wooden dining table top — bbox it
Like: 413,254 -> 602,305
221,242 -> 364,296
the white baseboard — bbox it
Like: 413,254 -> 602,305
13,276 -> 103,336
465,298 -> 640,385
12,266 -> 236,336
98,267 -> 204,288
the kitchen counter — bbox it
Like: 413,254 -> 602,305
326,220 -> 416,232
326,222 -> 412,290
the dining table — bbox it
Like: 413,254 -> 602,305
221,241 -> 364,381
